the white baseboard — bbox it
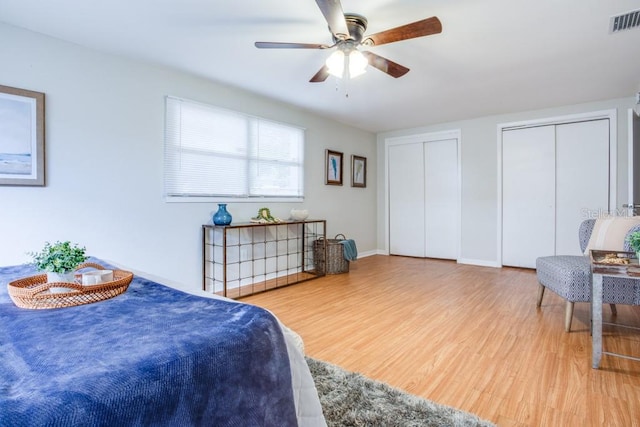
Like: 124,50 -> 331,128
360,251 -> 501,268
356,249 -> 380,259
457,258 -> 501,268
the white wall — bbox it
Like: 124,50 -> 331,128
377,97 -> 637,266
0,23 -> 377,291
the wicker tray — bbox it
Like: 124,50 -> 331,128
7,262 -> 133,309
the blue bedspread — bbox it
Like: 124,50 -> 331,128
0,258 -> 298,426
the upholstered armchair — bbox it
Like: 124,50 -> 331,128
536,218 -> 640,332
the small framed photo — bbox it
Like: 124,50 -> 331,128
351,155 -> 366,188
325,149 -> 343,185
0,85 -> 45,186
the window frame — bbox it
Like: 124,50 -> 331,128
164,96 -> 305,203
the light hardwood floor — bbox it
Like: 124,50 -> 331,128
241,255 -> 640,427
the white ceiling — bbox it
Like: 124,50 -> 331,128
1,0 -> 639,132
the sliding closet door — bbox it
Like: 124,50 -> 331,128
502,126 -> 556,268
631,112 -> 640,215
389,143 -> 425,257
389,136 -> 459,259
424,139 -> 458,259
555,120 -> 610,255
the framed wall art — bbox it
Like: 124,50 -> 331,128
351,155 -> 366,188
325,149 -> 343,185
0,84 -> 45,186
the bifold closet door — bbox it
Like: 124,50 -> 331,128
502,126 -> 556,268
555,120 -> 609,255
389,143 -> 426,257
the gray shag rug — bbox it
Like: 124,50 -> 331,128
306,357 -> 495,427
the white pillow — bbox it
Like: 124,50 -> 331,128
584,216 -> 640,255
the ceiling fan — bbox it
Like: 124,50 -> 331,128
254,0 -> 442,82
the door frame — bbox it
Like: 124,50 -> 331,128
384,129 -> 462,259
628,108 -> 640,215
496,109 -> 617,267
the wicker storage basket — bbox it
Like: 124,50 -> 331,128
7,262 -> 133,309
314,234 -> 349,275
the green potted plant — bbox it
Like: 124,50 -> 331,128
30,241 -> 87,284
627,231 -> 640,259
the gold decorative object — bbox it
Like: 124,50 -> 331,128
250,207 -> 282,223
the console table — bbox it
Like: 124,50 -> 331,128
590,250 -> 640,369
202,220 -> 326,298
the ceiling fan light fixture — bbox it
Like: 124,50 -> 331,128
325,47 -> 368,79
348,50 -> 368,78
326,50 -> 345,77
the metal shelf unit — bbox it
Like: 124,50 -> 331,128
202,220 -> 326,298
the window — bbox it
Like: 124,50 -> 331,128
164,96 -> 304,201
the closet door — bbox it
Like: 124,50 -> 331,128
631,112 -> 640,215
424,139 -> 458,259
555,120 -> 610,255
502,126 -> 556,268
389,143 -> 425,257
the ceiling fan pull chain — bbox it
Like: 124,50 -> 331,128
344,73 -> 350,98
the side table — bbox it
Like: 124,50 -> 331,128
590,250 -> 640,369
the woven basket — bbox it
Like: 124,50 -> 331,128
7,262 -> 133,310
314,234 -> 349,275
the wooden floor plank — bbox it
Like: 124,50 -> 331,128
241,255 -> 640,426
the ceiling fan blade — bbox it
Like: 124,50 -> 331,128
310,65 -> 330,83
255,42 -> 330,49
363,16 -> 442,46
361,51 -> 409,78
315,0 -> 350,40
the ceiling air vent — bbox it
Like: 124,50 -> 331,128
609,9 -> 640,33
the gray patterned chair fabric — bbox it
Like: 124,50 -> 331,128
536,219 -> 640,332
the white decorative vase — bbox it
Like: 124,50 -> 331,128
46,271 -> 77,293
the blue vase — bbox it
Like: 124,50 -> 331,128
213,204 -> 232,225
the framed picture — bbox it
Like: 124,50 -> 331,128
0,85 -> 45,186
351,155 -> 367,188
325,149 -> 343,185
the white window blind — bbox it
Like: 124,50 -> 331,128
164,96 -> 304,200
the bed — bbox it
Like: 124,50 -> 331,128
0,257 -> 326,426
